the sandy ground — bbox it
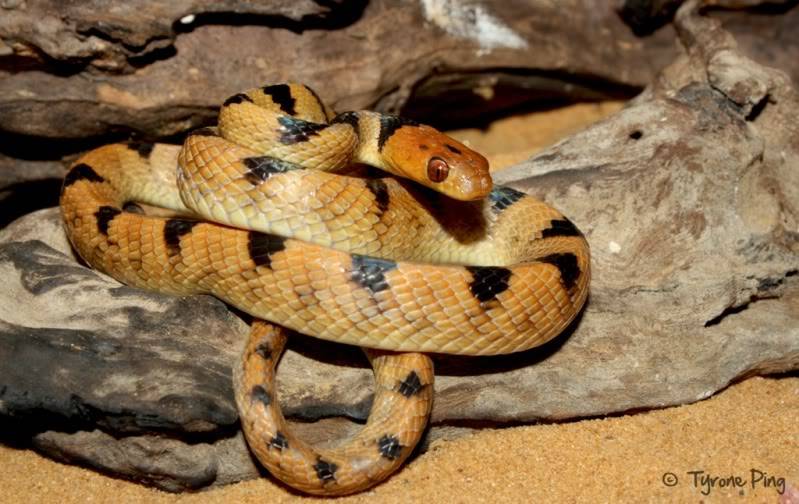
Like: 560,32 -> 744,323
2,102 -> 798,503
2,377 -> 796,503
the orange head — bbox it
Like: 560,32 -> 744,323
382,124 -> 492,201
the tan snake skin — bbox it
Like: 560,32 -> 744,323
59,83 -> 590,495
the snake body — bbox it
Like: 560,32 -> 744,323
59,83 -> 590,495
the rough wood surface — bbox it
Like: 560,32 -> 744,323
0,0 -> 679,226
2,1 -> 797,226
0,0 -> 797,493
0,0 -> 695,138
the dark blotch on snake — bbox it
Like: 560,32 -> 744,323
251,385 -> 272,407
255,341 -> 272,360
351,255 -> 397,294
242,156 -> 300,185
63,163 -> 104,188
365,178 -> 390,215
314,458 -> 338,483
541,218 -> 583,238
126,141 -> 154,159
331,111 -> 360,132
445,144 -> 462,154
269,431 -> 289,451
378,114 -> 420,151
539,253 -> 581,292
277,116 -> 328,144
398,371 -> 423,397
247,231 -> 287,269
466,266 -> 512,304
223,93 -> 254,107
164,219 -> 199,256
377,434 -> 403,460
94,206 -> 122,235
262,84 -> 296,115
488,186 -> 526,212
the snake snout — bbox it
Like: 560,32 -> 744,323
451,172 -> 493,201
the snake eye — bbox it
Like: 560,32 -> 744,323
427,157 -> 449,183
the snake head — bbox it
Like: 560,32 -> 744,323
384,124 -> 492,201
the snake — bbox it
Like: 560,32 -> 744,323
59,83 -> 590,495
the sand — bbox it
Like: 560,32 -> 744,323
2,102 -> 797,503
2,377 -> 796,503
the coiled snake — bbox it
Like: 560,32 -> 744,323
59,83 -> 590,495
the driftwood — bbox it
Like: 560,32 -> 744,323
1,0 -> 796,138
2,1 -> 797,223
0,0 -> 675,139
0,0 -> 798,492
0,0 -> 679,227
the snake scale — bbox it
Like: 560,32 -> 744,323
59,83 -> 590,495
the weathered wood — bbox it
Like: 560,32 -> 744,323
0,0 -> 797,493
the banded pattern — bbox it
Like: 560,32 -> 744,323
59,82 -> 590,496
235,322 -> 433,495
215,83 -> 492,200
